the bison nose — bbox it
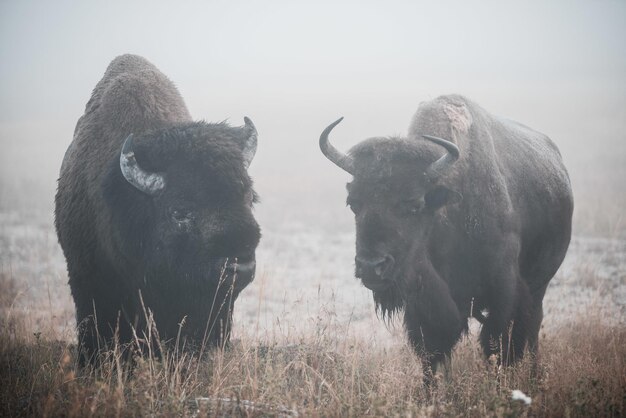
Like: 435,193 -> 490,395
355,255 -> 394,279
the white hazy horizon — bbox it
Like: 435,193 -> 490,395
1,0 -> 624,228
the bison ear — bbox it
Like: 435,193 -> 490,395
424,186 -> 462,211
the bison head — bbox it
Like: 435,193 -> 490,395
107,118 -> 261,297
320,118 -> 461,313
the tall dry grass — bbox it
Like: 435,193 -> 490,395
1,268 -> 624,418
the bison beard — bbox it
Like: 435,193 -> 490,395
55,55 -> 261,365
320,94 -> 573,383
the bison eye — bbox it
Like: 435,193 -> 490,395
171,209 -> 193,224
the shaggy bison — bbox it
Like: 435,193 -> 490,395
55,54 -> 261,364
320,95 -> 572,380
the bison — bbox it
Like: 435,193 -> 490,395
319,95 -> 573,380
55,54 -> 261,364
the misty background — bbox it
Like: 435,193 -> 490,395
1,0 -> 625,234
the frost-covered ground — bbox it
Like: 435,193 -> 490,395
0,209 -> 624,348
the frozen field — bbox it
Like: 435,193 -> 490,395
1,208 -> 624,348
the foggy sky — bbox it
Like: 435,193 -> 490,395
1,0 -> 625,217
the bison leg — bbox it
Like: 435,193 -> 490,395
71,273 -> 139,366
527,284 -> 548,357
526,302 -> 543,378
479,273 -> 533,366
527,283 -> 549,377
404,314 -> 454,387
75,296 -> 126,366
404,275 -> 464,385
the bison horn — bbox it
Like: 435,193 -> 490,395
319,117 -> 355,175
422,135 -> 460,181
242,117 -> 257,169
119,134 -> 166,195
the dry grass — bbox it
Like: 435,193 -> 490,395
1,283 -> 624,418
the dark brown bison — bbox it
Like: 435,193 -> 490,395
55,54 -> 261,364
319,95 -> 572,380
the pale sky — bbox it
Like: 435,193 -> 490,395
1,0 -> 625,212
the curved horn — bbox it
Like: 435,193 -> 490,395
422,135 -> 460,181
319,117 -> 354,174
119,134 -> 166,195
241,117 -> 257,169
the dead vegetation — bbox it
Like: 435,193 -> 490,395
1,271 -> 624,417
